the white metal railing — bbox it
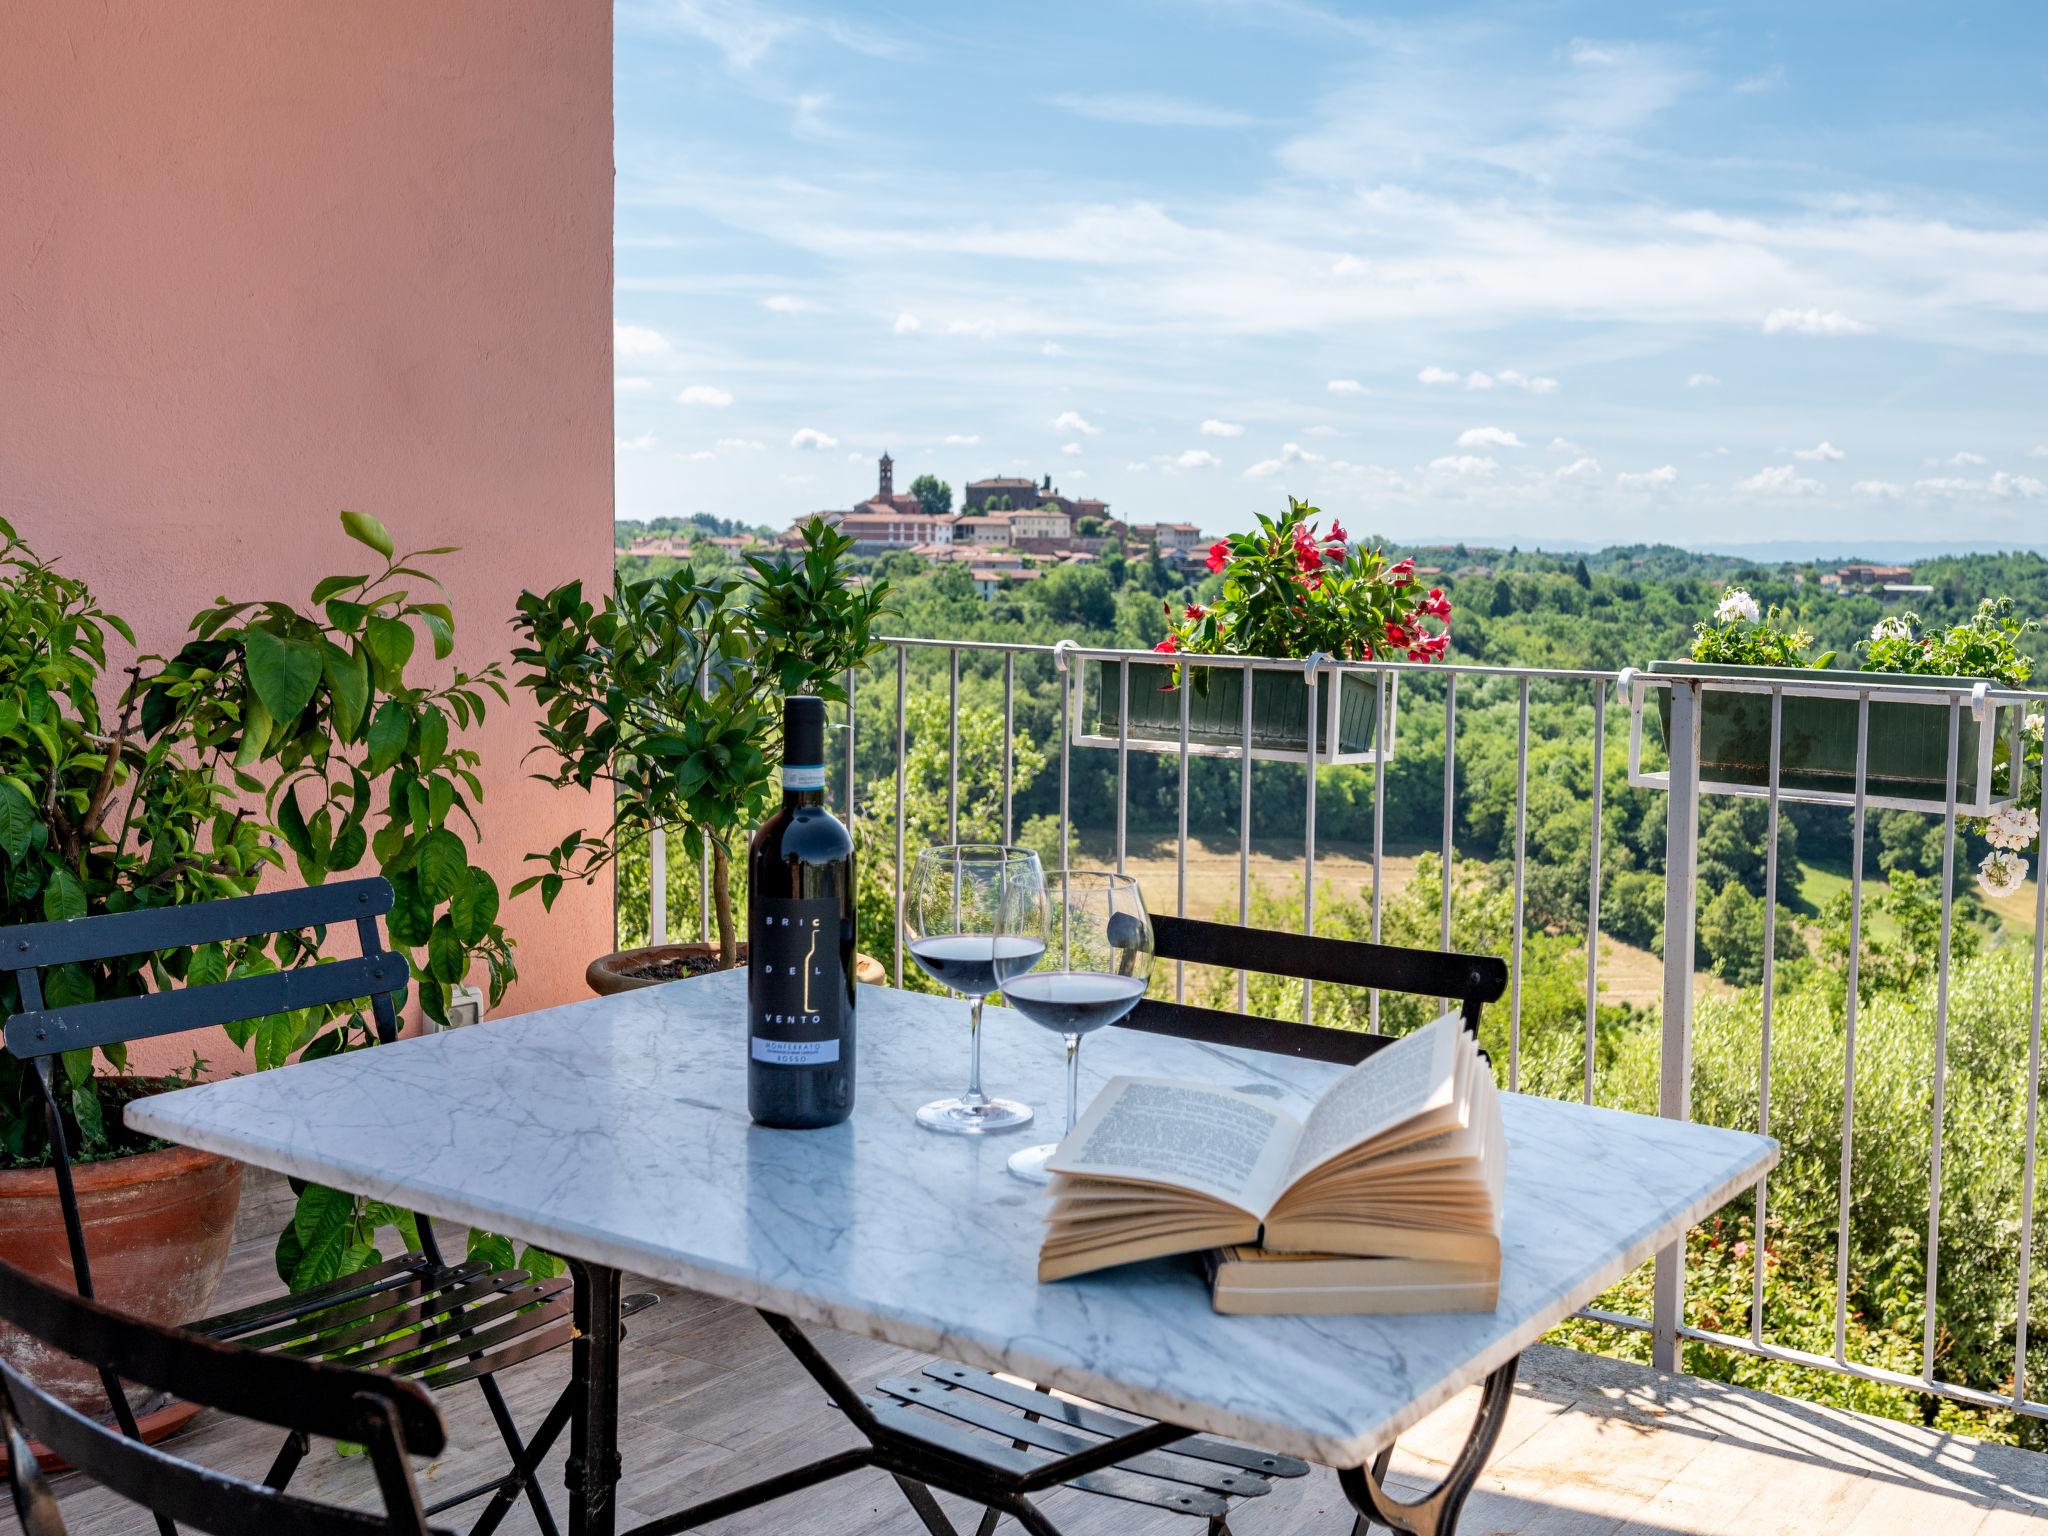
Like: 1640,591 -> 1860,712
641,636 -> 2048,1419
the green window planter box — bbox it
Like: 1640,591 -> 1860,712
1076,658 -> 1396,766
1626,660 -> 2026,814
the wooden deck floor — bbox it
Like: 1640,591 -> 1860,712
47,1182 -> 2048,1536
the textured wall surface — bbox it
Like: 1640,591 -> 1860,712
0,3 -> 615,1065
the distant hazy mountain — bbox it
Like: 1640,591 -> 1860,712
1421,537 -> 2048,564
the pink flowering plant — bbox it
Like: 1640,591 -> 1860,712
1154,498 -> 1451,667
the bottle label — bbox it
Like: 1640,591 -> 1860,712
781,763 -> 827,791
749,896 -> 844,1066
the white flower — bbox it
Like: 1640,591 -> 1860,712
1989,805 -> 2042,852
1870,616 -> 1912,642
1715,588 -> 1762,626
2026,710 -> 2044,742
1979,849 -> 2029,898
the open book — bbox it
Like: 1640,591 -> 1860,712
1039,1010 -> 1504,1283
1203,1246 -> 1500,1316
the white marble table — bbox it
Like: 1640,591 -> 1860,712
131,969 -> 1775,1535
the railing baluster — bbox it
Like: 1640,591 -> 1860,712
650,825 -> 667,948
1653,678 -> 1701,1373
1303,658 -> 1319,1026
1440,674 -> 1457,1013
1238,662 -> 1254,1016
1923,700 -> 1962,1383
1116,660 -> 1130,876
1510,676 -> 1530,1092
947,647 -> 960,844
1370,668 -> 1387,1031
894,645 -> 907,987
2015,731 -> 2048,1406
1754,687 -> 1783,1348
1002,652 -> 1015,845
698,846 -> 710,946
1176,658 -> 1191,1003
1058,648 -> 1071,879
1836,691 -> 1872,1366
843,666 -> 856,826
1584,679 -> 1605,1106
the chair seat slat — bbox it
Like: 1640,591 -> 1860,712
0,877 -> 393,972
5,952 -> 407,1057
235,1262 -> 494,1352
307,1277 -> 565,1368
193,1253 -> 440,1339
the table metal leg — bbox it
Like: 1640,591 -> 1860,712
565,1259 -> 625,1536
1338,1356 -> 1518,1536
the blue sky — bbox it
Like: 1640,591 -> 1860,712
614,1 -> 2048,548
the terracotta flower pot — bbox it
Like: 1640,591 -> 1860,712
0,1144 -> 241,1418
587,941 -> 887,997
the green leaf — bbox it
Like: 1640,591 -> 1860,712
364,615 -> 415,679
466,1230 -> 517,1273
426,915 -> 465,984
244,627 -> 325,724
42,867 -> 86,922
329,821 -> 368,872
386,872 -> 433,946
44,965 -> 93,1009
415,707 -> 449,770
449,868 -> 500,945
339,511 -> 395,560
415,828 -> 468,901
0,783 -> 35,861
188,941 -> 230,989
276,783 -> 313,858
234,693 -> 275,769
365,701 -> 409,776
321,641 -> 371,739
310,574 -> 370,604
417,604 -> 455,661
517,1245 -> 566,1281
71,1084 -> 105,1150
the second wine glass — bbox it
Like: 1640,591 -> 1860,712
999,871 -> 1152,1184
903,845 -> 1043,1134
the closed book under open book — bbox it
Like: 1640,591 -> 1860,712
1038,1011 -> 1504,1285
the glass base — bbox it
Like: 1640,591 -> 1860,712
1006,1142 -> 1059,1183
916,1096 -> 1033,1135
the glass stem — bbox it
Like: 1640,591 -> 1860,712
964,995 -> 989,1108
1063,1032 -> 1081,1137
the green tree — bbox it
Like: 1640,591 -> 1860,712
909,474 -> 953,518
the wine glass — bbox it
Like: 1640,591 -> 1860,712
1000,871 -> 1152,1184
904,845 -> 1044,1134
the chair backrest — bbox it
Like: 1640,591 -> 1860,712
1119,915 -> 1508,1066
0,1256 -> 447,1536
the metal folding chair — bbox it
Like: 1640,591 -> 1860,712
862,916 -> 1511,1536
0,876 -> 656,1536
1,1252 -> 451,1535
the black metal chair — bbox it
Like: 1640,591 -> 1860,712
868,915 -> 1511,1536
0,1253 -> 451,1536
0,876 -> 655,1536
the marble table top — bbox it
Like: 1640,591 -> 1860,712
129,968 -> 1775,1467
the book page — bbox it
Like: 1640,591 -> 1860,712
1047,1076 -> 1302,1215
1279,1011 -> 1463,1190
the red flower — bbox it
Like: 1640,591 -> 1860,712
1407,647 -> 1427,662
1386,557 -> 1416,586
1385,621 -> 1410,647
1153,634 -> 1178,654
1293,528 -> 1324,572
1420,587 -> 1452,619
1205,540 -> 1230,573
1185,603 -> 1206,620
1327,520 -> 1348,542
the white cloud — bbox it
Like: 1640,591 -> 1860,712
893,312 -> 922,334
1304,424 -> 1340,437
1332,253 -> 1370,277
677,384 -> 734,407
1548,437 -> 1584,455
717,437 -> 766,453
847,450 -> 865,462
1555,456 -> 1602,483
1429,454 -> 1499,477
615,376 -> 653,393
1686,373 -> 1721,389
1457,426 -> 1526,450
1569,38 -> 1621,67
1916,473 -> 2048,499
1618,465 -> 1681,491
614,323 -> 672,358
1041,341 -> 1065,356
1061,441 -> 1084,456
1200,419 -> 1245,438
1245,442 -> 1324,478
1327,379 -> 1365,394
1042,91 -> 1259,128
1791,441 -> 1845,462
1737,464 -> 1822,494
789,427 -> 839,450
1124,461 -> 1150,472
615,432 -> 657,451
1173,449 -> 1220,470
1762,307 -> 1873,337
1496,369 -> 1560,394
1734,63 -> 1786,95
943,433 -> 981,445
1994,473 -> 2048,497
2030,445 -> 2048,458
1054,410 -> 1101,436
1464,371 -> 1496,390
684,450 -> 716,462
761,294 -> 811,313
1417,367 -> 1459,386
1853,480 -> 1905,498
1951,450 -> 1987,466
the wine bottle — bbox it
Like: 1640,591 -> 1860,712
747,694 -> 857,1128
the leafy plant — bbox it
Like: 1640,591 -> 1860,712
1689,587 -> 1836,669
0,522 -> 268,1167
513,515 -> 889,967
1158,498 -> 1451,665
1859,599 -> 2036,689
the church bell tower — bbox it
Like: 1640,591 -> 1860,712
878,452 -> 895,500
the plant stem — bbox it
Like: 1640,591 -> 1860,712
711,841 -> 736,968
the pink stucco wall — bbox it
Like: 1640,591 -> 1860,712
0,3 -> 616,1062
